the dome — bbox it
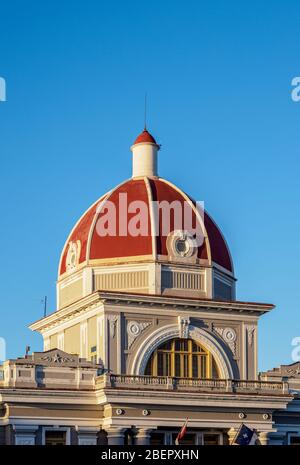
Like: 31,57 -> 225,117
58,177 -> 233,277
133,129 -> 157,145
57,128 -> 235,307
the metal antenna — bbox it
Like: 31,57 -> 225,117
144,92 -> 147,130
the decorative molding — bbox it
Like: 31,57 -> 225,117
178,316 -> 190,339
166,230 -> 198,264
246,325 -> 256,347
286,367 -> 300,376
108,316 -> 118,338
30,290 -> 272,334
32,349 -> 79,366
127,321 -> 151,349
15,437 -> 35,445
40,351 -> 76,364
161,269 -> 204,291
94,270 -> 149,291
66,240 -> 81,273
214,326 -> 237,355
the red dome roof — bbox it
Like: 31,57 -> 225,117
59,178 -> 233,276
133,129 -> 157,145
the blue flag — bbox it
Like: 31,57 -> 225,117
233,424 -> 258,445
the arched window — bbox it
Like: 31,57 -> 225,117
145,338 -> 219,378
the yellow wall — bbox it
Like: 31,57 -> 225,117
50,334 -> 58,349
64,324 -> 80,355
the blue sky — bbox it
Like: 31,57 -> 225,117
0,0 -> 299,371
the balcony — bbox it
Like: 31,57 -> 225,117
95,374 -> 289,395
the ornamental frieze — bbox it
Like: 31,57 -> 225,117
213,326 -> 237,356
127,321 -> 151,348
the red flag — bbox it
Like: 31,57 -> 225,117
175,418 -> 188,445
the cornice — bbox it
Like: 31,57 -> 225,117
96,388 -> 292,410
29,290 -> 274,334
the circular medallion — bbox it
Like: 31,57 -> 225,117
66,240 -> 81,272
223,328 -> 237,343
170,230 -> 197,258
127,321 -> 141,337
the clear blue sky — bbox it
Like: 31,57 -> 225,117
1,0 -> 299,371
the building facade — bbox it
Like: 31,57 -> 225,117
0,128 -> 299,445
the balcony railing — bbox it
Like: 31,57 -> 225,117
0,368 -> 289,395
95,374 -> 289,395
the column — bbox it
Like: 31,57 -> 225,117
135,428 -> 155,445
105,427 -> 126,445
227,427 -> 238,445
77,427 -> 99,445
258,431 -> 269,445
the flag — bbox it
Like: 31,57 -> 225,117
232,424 -> 258,445
175,418 -> 188,445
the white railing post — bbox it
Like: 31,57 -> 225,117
167,377 -> 174,390
226,379 -> 233,392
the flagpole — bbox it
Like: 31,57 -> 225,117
230,423 -> 242,445
175,418 -> 188,445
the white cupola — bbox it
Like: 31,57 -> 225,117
131,128 -> 160,178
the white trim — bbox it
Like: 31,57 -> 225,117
44,337 -> 50,351
117,314 -> 121,373
242,322 -> 247,379
96,316 -> 102,364
42,426 -> 71,445
42,303 -> 104,339
144,176 -> 157,261
14,425 -> 38,446
57,332 -> 64,351
160,178 -> 212,265
30,291 -> 271,334
82,267 -> 93,296
80,322 -> 88,359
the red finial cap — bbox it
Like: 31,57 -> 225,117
133,129 -> 157,145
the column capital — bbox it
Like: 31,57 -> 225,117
105,426 -> 127,435
134,427 -> 157,445
135,427 -> 156,434
104,426 -> 126,445
227,427 -> 238,445
258,431 -> 270,445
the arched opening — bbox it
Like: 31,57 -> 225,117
144,338 -> 220,378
